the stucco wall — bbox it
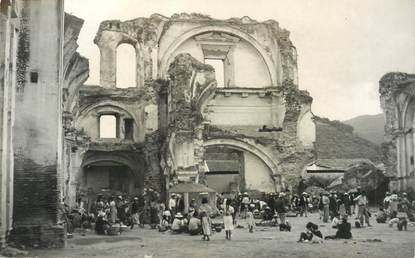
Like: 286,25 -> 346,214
170,36 -> 271,87
244,151 -> 274,192
207,94 -> 273,126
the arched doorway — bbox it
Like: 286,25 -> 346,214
80,151 -> 144,196
204,139 -> 277,193
82,160 -> 135,195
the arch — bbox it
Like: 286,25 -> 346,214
81,152 -> 145,189
160,25 -> 277,86
203,138 -> 278,176
116,43 -> 136,88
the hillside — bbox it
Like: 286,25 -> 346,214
343,114 -> 385,145
314,116 -> 382,163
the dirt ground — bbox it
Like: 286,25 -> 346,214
31,212 -> 414,258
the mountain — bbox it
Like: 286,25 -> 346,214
343,114 -> 385,145
314,116 -> 382,163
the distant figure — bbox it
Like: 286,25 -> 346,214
322,193 -> 330,223
188,213 -> 202,235
354,191 -> 371,227
325,215 -> 352,240
223,199 -> 235,240
246,205 -> 255,233
199,197 -> 213,241
298,222 -> 322,242
298,177 -> 306,196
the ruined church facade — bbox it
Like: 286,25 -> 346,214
1,2 -> 316,246
63,13 -> 316,206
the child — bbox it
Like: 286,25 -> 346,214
246,205 -> 255,233
223,199 -> 235,240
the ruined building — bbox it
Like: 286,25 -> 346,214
380,72 -> 415,192
66,12 -> 316,204
0,0 -> 318,247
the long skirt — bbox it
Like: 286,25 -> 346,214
201,216 -> 211,236
323,205 -> 329,222
223,215 -> 234,230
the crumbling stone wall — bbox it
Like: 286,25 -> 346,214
379,72 -> 415,191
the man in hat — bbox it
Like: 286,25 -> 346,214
354,191 -> 371,227
383,192 -> 391,210
322,192 -> 330,223
274,193 -> 287,224
171,212 -> 185,233
299,192 -> 309,217
169,193 -> 177,220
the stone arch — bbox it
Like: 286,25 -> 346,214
95,30 -> 140,88
81,152 -> 145,190
203,138 -> 278,176
116,43 -> 136,88
159,25 -> 277,85
76,102 -> 142,141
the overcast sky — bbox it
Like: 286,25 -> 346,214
65,0 -> 415,121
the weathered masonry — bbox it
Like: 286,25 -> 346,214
0,0 -> 72,248
380,72 -> 415,192
63,13 -> 316,203
0,7 -> 319,247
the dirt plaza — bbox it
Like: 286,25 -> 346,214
31,212 -> 414,258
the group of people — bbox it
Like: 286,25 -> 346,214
376,191 -> 414,231
59,185 -> 414,241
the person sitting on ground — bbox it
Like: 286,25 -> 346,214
95,210 -> 110,235
376,207 -> 387,223
188,212 -> 202,235
158,214 -> 171,232
171,213 -> 185,234
298,222 -> 322,242
389,212 -> 408,231
325,215 -> 352,240
331,215 -> 341,228
279,220 -> 292,232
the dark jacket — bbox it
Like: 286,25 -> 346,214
336,221 -> 352,239
274,198 -> 286,213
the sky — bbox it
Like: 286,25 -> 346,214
65,0 -> 415,121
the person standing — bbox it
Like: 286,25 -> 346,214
223,199 -> 235,240
322,193 -> 330,223
241,192 -> 250,219
343,193 -> 351,216
274,193 -> 287,225
130,197 -> 140,229
299,192 -> 309,217
354,190 -> 371,227
109,197 -> 118,224
199,197 -> 213,241
329,192 -> 338,220
246,205 -> 255,233
168,194 -> 177,221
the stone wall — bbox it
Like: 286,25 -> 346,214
10,0 -> 65,248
